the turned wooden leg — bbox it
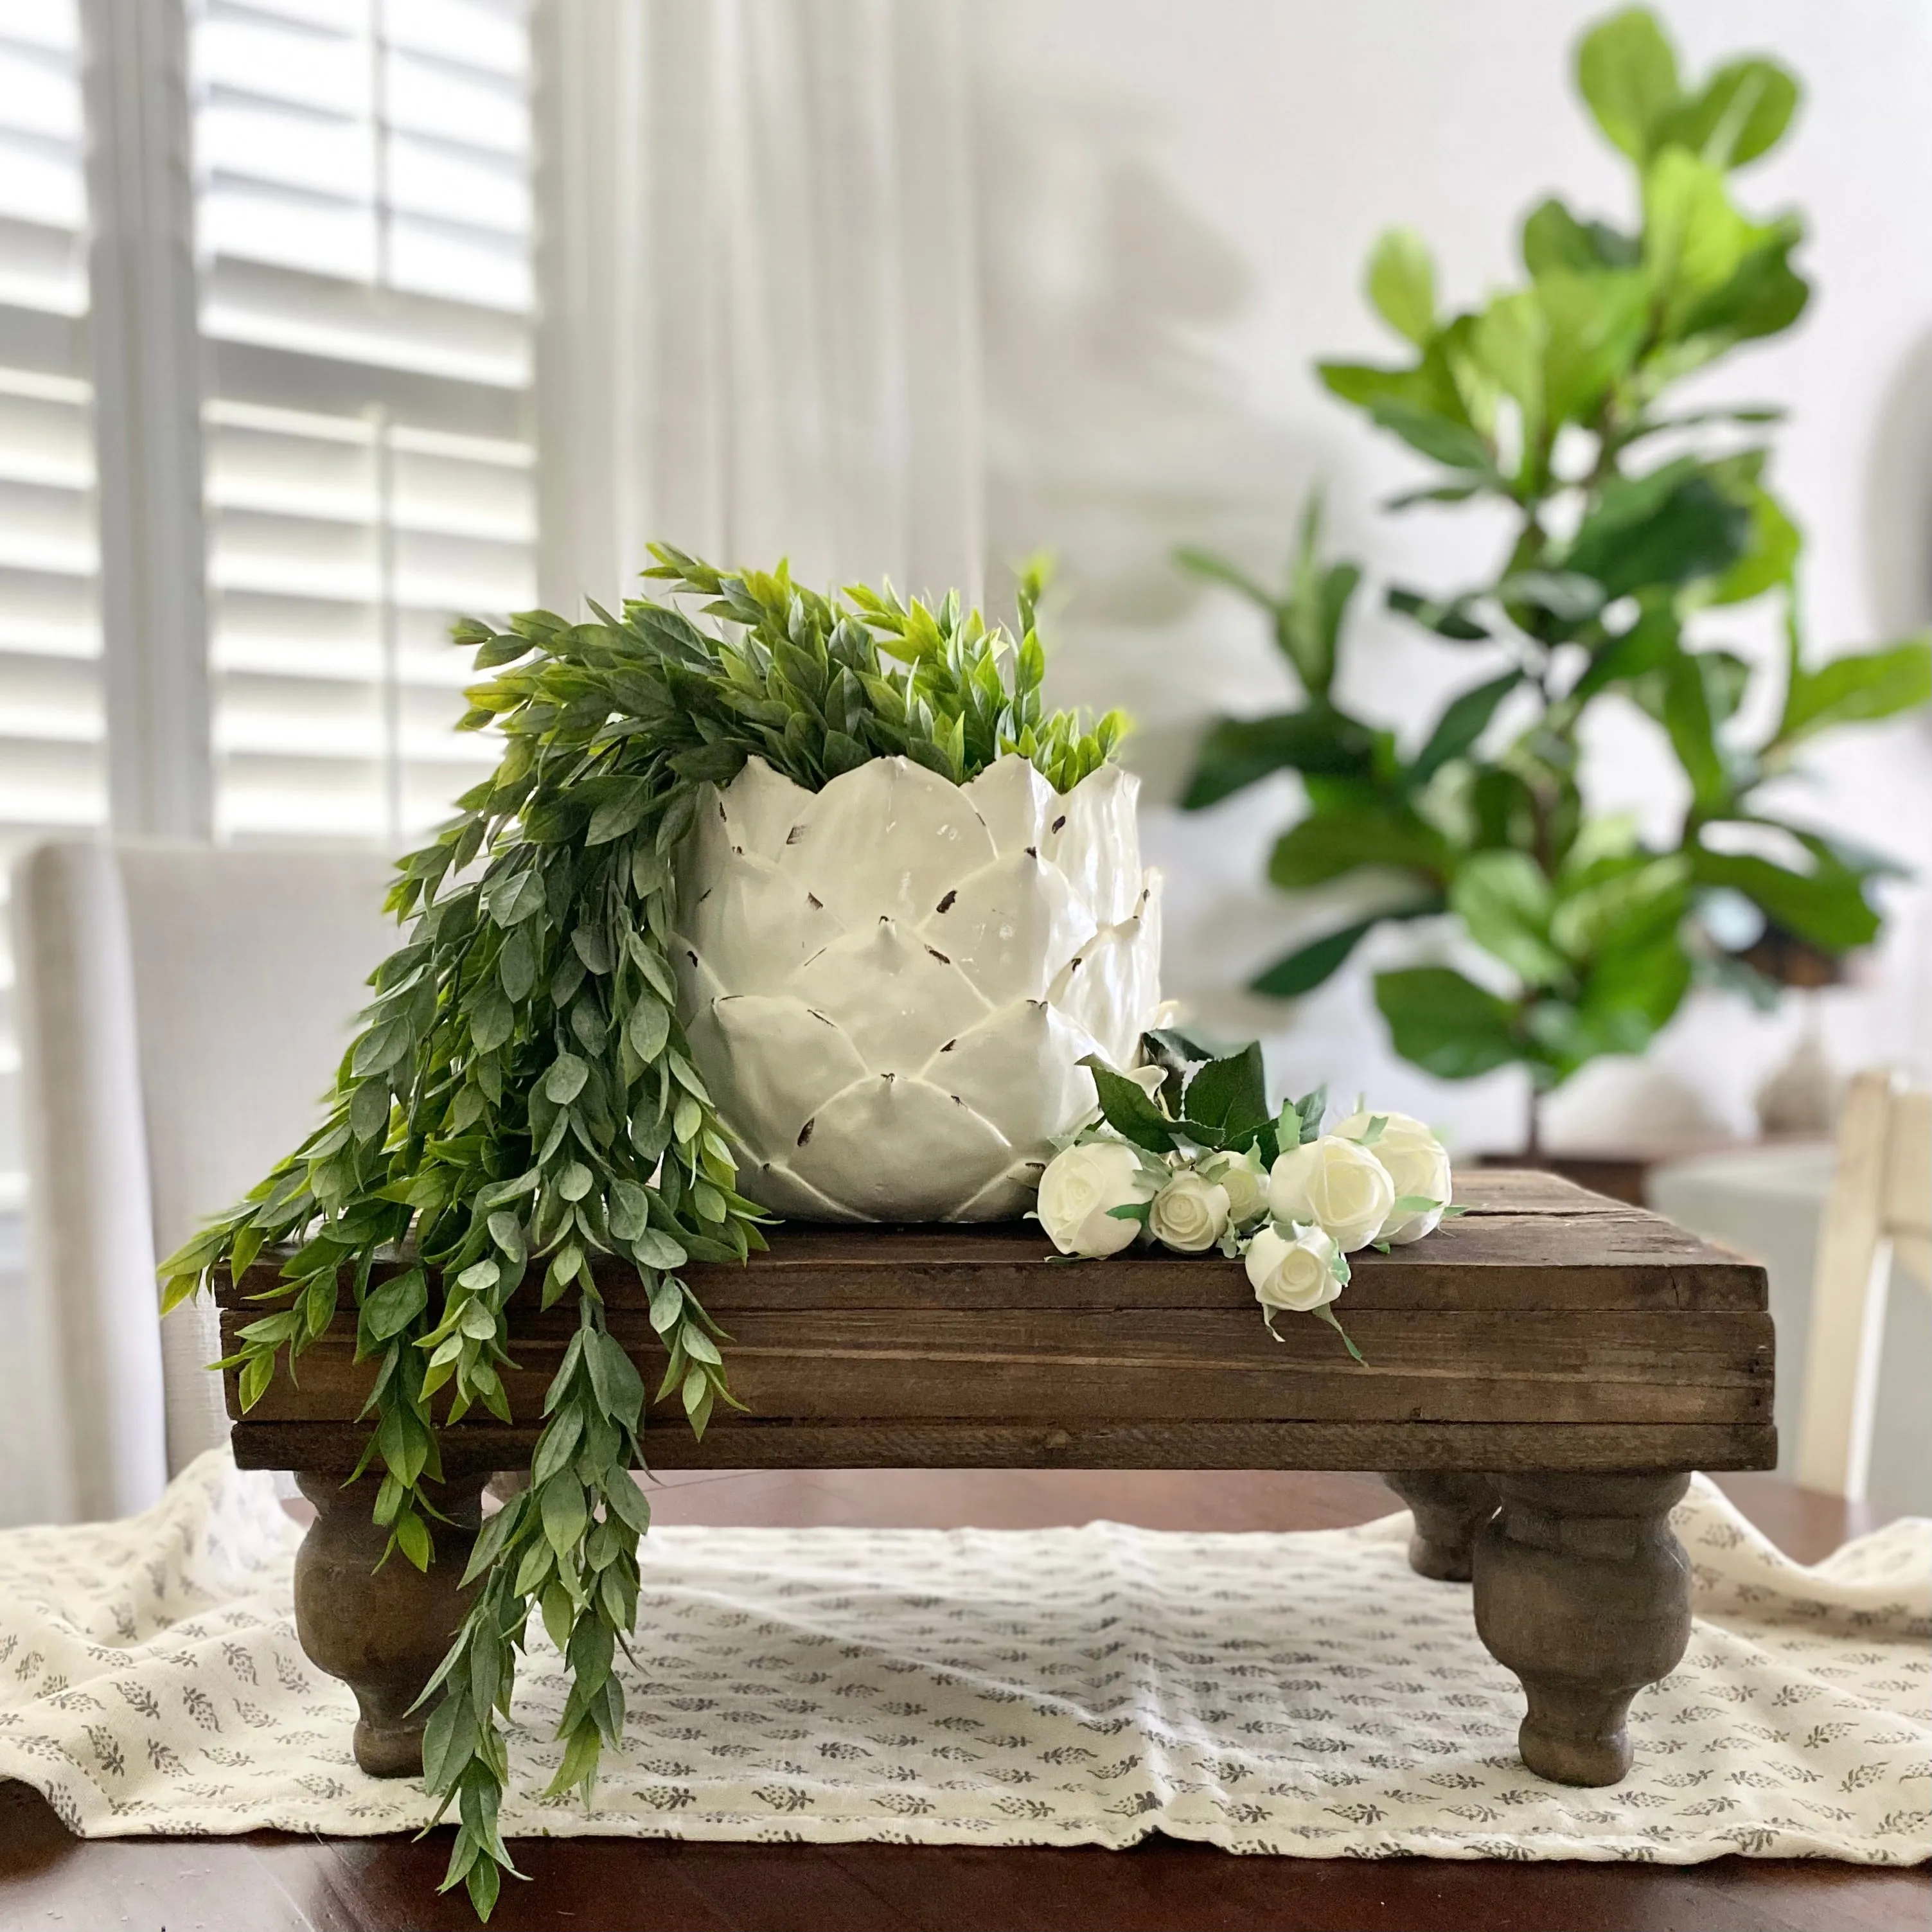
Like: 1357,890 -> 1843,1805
293,1469 -> 488,1778
1381,1472 -> 1498,1581
1473,1471 -> 1691,1787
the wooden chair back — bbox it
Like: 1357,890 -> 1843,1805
1795,1068 -> 1932,1500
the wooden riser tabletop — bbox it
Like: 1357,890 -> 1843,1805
218,1169 -> 1775,1475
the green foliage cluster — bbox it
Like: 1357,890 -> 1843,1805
1084,1029 -> 1320,1170
1182,7 -> 1931,1116
159,547 -> 1124,1916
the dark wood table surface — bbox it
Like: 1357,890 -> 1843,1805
1,1467 -> 1922,1932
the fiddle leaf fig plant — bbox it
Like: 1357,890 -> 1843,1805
1182,6 -> 1930,1138
158,547 -> 1125,1918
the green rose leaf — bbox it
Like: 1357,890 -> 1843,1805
1182,1040 -> 1270,1142
1078,1055 -> 1176,1155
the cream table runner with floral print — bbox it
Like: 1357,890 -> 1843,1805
1,1452 -> 1925,1863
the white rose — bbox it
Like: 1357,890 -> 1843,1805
1036,1141 -> 1156,1257
1336,1108 -> 1452,1245
1245,1222 -> 1343,1313
1268,1133 -> 1397,1252
1200,1150 -> 1268,1228
1148,1170 -> 1230,1252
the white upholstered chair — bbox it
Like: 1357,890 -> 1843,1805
1796,1068 -> 1932,1502
6,841 -> 395,1525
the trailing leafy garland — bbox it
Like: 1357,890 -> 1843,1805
159,547 -> 1126,1916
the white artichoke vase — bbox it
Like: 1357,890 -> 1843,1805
672,754 -> 1162,1221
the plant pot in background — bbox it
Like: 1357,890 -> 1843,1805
673,754 -> 1162,1221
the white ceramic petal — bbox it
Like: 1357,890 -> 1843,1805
922,999 -> 1100,1149
687,994 -> 869,1160
683,855 -> 847,998
785,918 -> 990,1072
787,1072 -> 1011,1220
920,849 -> 1095,1007
1041,761 -> 1142,925
775,755 -> 998,927
961,754 -> 1054,856
953,1160 -> 1046,1220
719,755 -> 814,862
1048,873 -> 1164,1070
733,1156 -> 860,1222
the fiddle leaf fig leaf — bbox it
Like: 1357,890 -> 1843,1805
1576,6 -> 1681,159
1367,227 -> 1437,346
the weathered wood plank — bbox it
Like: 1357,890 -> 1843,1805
216,1171 -> 1776,1478
229,1417 -> 1778,1476
215,1169 -> 1768,1316
221,1303 -> 1771,1429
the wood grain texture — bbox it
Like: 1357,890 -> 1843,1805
217,1171 -> 1776,1476
233,1418 -> 1779,1476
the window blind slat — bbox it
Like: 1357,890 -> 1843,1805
193,0 -> 533,848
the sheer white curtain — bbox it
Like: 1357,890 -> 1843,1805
533,0 -> 984,613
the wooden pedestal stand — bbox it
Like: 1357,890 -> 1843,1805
220,1171 -> 1773,1788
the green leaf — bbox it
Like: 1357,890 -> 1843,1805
1408,670 -> 1520,786
1551,854 -> 1690,961
1374,967 -> 1521,1081
1174,546 -> 1273,609
1181,708 -> 1376,810
1679,227 -> 1809,346
1252,920 -> 1375,1000
1387,585 -> 1489,642
1521,197 -> 1638,275
571,926 -> 614,975
1780,639 -> 1932,743
1662,647 -> 1729,817
1077,1056 -> 1175,1155
1655,55 -> 1799,170
348,1079 -> 391,1144
1563,461 -> 1749,598
607,1177 -> 650,1243
1367,227 -> 1436,346
1365,397 -> 1496,476
393,1509 -> 431,1572
625,993 -> 671,1062
1690,847 -> 1880,953
351,1015 -> 412,1078
1534,268 -> 1651,428
467,980 -> 514,1054
486,867 -> 545,928
1705,484 -> 1799,607
1182,1041 -> 1269,1141
631,1228 -> 687,1270
544,1053 -> 589,1105
360,1268 -> 427,1347
1576,6 -> 1681,160
585,779 -> 653,846
540,1475 -> 587,1557
1450,852 -> 1566,988
1268,808 -> 1443,891
1643,148 -> 1759,322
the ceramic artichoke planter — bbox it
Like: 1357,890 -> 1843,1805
672,754 -> 1162,1221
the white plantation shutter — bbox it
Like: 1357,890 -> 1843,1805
191,0 -> 535,844
0,0 -> 102,1198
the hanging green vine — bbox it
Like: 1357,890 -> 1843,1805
158,545 -> 1126,1916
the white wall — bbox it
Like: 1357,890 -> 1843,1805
971,0 -> 1932,1151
